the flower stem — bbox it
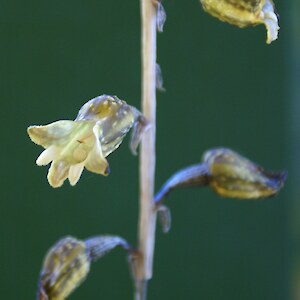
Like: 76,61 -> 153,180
136,0 -> 157,299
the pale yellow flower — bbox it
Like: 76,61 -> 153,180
28,95 -> 148,188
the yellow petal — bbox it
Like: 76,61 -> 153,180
36,146 -> 59,166
85,124 -> 109,176
47,161 -> 70,188
68,163 -> 85,186
27,121 -> 77,148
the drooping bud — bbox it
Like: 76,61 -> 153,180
199,0 -> 279,44
155,147 -> 286,205
37,237 -> 90,300
37,235 -> 134,300
204,148 -> 287,199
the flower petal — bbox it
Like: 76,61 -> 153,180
47,161 -> 70,188
27,121 -> 77,148
129,115 -> 150,155
261,0 -> 279,44
36,146 -> 59,166
68,163 -> 85,186
85,124 -> 109,176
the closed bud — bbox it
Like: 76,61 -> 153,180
37,235 -> 133,300
37,237 -> 90,300
204,148 -> 287,199
155,147 -> 286,205
200,0 -> 279,44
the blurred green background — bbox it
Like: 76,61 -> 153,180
1,0 -> 299,299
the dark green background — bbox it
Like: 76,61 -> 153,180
1,0 -> 298,299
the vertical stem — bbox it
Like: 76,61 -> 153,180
136,0 -> 157,299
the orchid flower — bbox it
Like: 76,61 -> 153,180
28,95 -> 148,188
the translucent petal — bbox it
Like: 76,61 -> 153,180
156,2 -> 166,32
27,121 -> 77,148
75,95 -> 127,122
68,163 -> 85,186
261,0 -> 279,44
130,115 -> 150,155
85,125 -> 109,175
47,161 -> 70,188
75,95 -> 136,156
36,146 -> 59,166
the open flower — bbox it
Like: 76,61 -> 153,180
28,95 -> 148,188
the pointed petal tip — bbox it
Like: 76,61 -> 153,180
104,165 -> 110,176
27,125 -> 43,145
47,179 -> 64,188
129,115 -> 150,155
262,0 -> 279,44
36,147 -> 58,166
280,171 -> 288,182
265,170 -> 288,190
47,162 -> 69,188
68,163 -> 85,186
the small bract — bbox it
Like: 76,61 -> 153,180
28,95 -> 148,188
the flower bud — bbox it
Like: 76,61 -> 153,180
37,235 -> 133,300
155,147 -> 286,205
204,148 -> 287,199
200,0 -> 279,44
37,237 -> 90,300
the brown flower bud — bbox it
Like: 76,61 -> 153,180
155,148 -> 286,205
204,148 -> 287,199
200,0 -> 279,44
37,237 -> 90,300
37,235 -> 134,300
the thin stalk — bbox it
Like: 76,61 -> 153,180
136,0 -> 157,299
